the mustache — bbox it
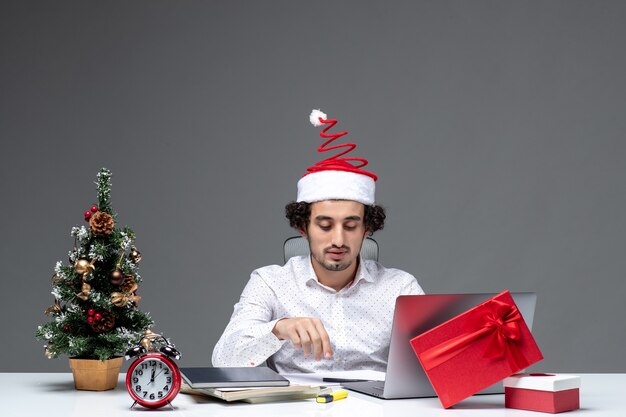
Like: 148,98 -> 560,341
324,245 -> 350,252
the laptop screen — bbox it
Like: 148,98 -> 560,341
382,292 -> 537,399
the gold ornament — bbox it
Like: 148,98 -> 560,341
129,245 -> 142,263
140,337 -> 151,351
111,275 -> 141,306
44,299 -> 62,316
44,343 -> 55,359
74,258 -> 95,275
76,281 -> 92,301
73,259 -> 95,301
140,329 -> 157,351
111,292 -> 125,307
110,269 -> 124,285
111,291 -> 141,307
51,274 -> 64,285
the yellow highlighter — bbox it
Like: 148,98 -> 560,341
316,389 -> 349,403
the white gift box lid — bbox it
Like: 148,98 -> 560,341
503,373 -> 581,392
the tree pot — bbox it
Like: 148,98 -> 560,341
68,356 -> 123,391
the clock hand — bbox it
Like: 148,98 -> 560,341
153,369 -> 166,380
149,367 -> 156,384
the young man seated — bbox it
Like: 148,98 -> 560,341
212,110 -> 424,373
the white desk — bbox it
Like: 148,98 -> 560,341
2,373 -> 623,416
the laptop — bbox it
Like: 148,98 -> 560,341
343,292 -> 537,399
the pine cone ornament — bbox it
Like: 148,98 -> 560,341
90,310 -> 115,333
121,276 -> 138,293
89,211 -> 114,236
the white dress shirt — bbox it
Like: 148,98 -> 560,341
212,255 -> 424,373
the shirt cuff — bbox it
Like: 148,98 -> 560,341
258,318 -> 288,347
244,319 -> 287,366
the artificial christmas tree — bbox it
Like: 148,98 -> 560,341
36,168 -> 153,390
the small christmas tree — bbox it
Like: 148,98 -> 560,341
36,168 -> 153,361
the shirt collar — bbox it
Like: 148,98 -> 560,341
300,255 -> 375,289
355,257 -> 376,284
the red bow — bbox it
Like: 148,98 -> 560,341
419,299 -> 529,371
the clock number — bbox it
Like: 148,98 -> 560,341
135,385 -> 142,392
163,385 -> 169,392
135,369 -> 143,376
141,363 -> 148,369
149,393 -> 155,400
133,377 -> 138,383
164,369 -> 170,374
158,391 -> 164,398
166,377 -> 172,383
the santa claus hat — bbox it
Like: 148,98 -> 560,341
297,109 -> 377,205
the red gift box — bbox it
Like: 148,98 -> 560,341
409,290 -> 543,408
504,373 -> 581,414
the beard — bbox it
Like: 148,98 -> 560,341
310,245 -> 353,272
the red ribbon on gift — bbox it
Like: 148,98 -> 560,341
419,298 -> 530,372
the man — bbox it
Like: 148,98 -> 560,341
212,109 -> 424,373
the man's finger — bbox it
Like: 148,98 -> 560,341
308,328 -> 323,361
288,328 -> 302,350
296,327 -> 312,358
313,319 -> 333,359
304,319 -> 325,361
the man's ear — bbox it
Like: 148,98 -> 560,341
298,227 -> 308,238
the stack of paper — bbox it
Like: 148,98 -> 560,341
179,367 -> 325,403
181,383 -> 325,403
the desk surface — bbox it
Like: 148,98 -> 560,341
2,373 -> 623,416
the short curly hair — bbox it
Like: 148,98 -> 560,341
285,201 -> 386,235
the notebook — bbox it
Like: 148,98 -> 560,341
343,292 -> 537,399
180,367 -> 290,389
181,384 -> 322,403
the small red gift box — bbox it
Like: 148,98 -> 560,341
504,373 -> 581,413
409,290 -> 543,408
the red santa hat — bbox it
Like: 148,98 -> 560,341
297,109 -> 377,205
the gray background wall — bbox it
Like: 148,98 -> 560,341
2,1 -> 625,373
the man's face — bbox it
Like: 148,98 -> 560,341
302,200 -> 368,273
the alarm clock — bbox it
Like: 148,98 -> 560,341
124,331 -> 182,409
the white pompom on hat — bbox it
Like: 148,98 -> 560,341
296,109 -> 377,205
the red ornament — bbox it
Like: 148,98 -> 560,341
63,325 -> 70,332
87,316 -> 94,324
91,205 -> 98,212
84,211 -> 92,221
94,313 -> 102,321
87,309 -> 95,316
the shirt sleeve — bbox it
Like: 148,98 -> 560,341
211,271 -> 287,367
401,274 -> 426,295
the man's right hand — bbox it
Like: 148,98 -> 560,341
272,317 -> 334,361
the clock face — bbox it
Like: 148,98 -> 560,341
126,354 -> 181,408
